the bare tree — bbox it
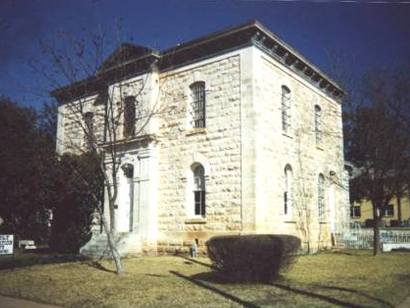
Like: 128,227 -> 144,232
36,30 -> 169,274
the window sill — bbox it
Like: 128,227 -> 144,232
319,221 -> 328,224
185,218 -> 207,224
284,220 -> 296,224
185,128 -> 207,136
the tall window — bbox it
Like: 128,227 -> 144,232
281,86 -> 291,133
318,174 -> 325,221
284,165 -> 293,216
314,105 -> 322,145
193,164 -> 206,216
84,112 -> 94,148
124,96 -> 136,138
190,82 -> 206,128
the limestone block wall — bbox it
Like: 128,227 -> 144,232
57,95 -> 106,154
251,48 -> 349,250
57,70 -> 159,155
156,51 -> 243,249
108,71 -> 160,140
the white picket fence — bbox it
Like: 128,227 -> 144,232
335,228 -> 410,250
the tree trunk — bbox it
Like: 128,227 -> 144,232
98,202 -> 123,274
372,204 -> 381,256
397,195 -> 402,223
109,200 -> 116,233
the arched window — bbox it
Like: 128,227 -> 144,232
84,112 -> 94,148
318,174 -> 325,221
314,105 -> 322,144
124,96 -> 136,138
193,164 -> 206,216
281,86 -> 291,133
190,81 -> 206,128
284,165 -> 293,216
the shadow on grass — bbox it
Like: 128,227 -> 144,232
0,249 -> 87,270
269,282 -> 367,308
186,270 -> 377,308
176,255 -> 213,269
85,260 -> 117,274
312,284 -> 394,308
170,270 -> 260,308
145,273 -> 167,278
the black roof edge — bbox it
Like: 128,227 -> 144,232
51,20 -> 346,104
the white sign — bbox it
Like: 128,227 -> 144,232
0,235 -> 14,255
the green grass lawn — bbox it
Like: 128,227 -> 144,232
0,250 -> 409,307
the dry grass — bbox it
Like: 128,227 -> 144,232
0,250 -> 409,307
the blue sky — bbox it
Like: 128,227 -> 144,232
1,0 -> 409,107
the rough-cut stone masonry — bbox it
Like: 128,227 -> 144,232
157,54 -> 242,247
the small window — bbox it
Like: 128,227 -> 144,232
314,105 -> 322,144
284,165 -> 293,216
193,164 -> 206,216
281,86 -> 291,133
318,174 -> 325,221
190,82 -> 206,128
383,204 -> 394,217
124,96 -> 136,138
84,112 -> 94,148
351,205 -> 361,218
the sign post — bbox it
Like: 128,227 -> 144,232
0,235 -> 14,255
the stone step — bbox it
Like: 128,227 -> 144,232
80,232 -> 143,258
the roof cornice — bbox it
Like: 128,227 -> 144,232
51,20 -> 345,104
160,20 -> 345,101
251,21 -> 345,101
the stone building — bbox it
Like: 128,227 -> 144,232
52,20 -> 350,256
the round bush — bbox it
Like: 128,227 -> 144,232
206,234 -> 301,282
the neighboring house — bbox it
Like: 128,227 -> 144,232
52,20 -> 350,256
351,196 -> 410,227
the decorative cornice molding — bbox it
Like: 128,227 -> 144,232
51,20 -> 345,104
249,25 -> 344,102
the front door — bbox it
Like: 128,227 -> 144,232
117,166 -> 133,232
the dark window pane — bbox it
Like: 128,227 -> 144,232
191,82 -> 206,128
124,96 -> 136,137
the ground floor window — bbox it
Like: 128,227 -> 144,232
193,164 -> 206,216
351,205 -> 361,218
383,204 -> 394,217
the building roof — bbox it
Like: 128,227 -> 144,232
97,43 -> 157,74
51,20 -> 345,103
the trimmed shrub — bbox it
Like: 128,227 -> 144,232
206,234 -> 301,282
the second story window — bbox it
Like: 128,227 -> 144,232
124,96 -> 136,138
314,105 -> 322,145
281,86 -> 291,133
190,81 -> 206,128
84,112 -> 94,148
